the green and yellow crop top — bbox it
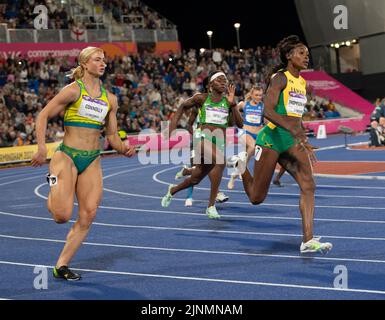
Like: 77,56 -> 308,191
267,70 -> 307,130
198,94 -> 230,129
64,80 -> 110,130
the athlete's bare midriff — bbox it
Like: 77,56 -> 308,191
199,124 -> 226,135
63,126 -> 101,150
243,124 -> 262,135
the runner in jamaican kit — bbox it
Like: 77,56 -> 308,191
228,36 -> 332,254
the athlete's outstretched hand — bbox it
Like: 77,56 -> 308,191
31,146 -> 47,167
123,145 -> 136,158
226,83 -> 236,106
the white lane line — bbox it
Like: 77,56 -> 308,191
2,233 -> 385,265
4,196 -> 385,225
155,173 -> 383,200
153,166 -> 385,198
103,187 -> 385,211
0,260 -> 384,296
2,209 -> 385,242
0,171 -> 46,181
102,165 -> 158,180
0,175 -> 44,187
289,183 -> 385,190
33,166 -> 385,212
313,174 -> 385,181
0,162 -> 142,185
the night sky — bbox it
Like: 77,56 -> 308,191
142,0 -> 305,50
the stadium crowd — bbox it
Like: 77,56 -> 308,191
0,46 -> 345,147
0,0 -> 173,30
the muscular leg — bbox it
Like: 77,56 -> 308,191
241,147 -> 279,205
56,157 -> 103,267
171,139 -> 216,195
278,145 -> 315,243
208,164 -> 225,207
245,134 -> 256,163
47,151 -> 78,223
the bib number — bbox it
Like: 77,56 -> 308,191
78,96 -> 108,122
246,114 -> 262,124
205,107 -> 228,125
286,92 -> 307,116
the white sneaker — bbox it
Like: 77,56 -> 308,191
206,206 -> 221,219
175,166 -> 187,180
227,152 -> 247,174
216,192 -> 229,203
161,185 -> 175,208
300,237 -> 333,254
185,198 -> 193,207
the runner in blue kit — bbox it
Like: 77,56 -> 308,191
228,86 -> 265,189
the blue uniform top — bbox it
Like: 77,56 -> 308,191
243,101 -> 264,127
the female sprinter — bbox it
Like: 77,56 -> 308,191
229,36 -> 332,254
31,47 -> 136,280
162,71 -> 243,218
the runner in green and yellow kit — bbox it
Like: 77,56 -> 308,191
162,71 -> 243,218
228,36 -> 332,254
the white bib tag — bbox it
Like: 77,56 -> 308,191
254,145 -> 263,161
78,95 -> 109,122
246,114 -> 261,124
205,106 -> 228,125
286,92 -> 307,116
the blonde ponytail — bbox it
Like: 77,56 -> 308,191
68,65 -> 85,80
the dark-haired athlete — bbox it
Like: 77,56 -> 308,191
229,36 -> 332,254
162,71 -> 243,218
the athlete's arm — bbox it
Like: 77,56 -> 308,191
186,108 -> 198,135
105,93 -> 135,157
227,84 -> 243,128
168,93 -> 206,138
31,82 -> 79,167
263,73 -> 306,142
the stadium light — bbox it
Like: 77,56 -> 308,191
234,23 -> 241,50
206,30 -> 213,49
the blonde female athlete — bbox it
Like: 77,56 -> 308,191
31,47 -> 136,280
228,86 -> 265,189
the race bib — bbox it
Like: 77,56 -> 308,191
205,106 -> 228,125
246,113 -> 262,124
286,92 -> 307,116
78,95 -> 109,122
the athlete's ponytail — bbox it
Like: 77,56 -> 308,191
68,65 -> 84,80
